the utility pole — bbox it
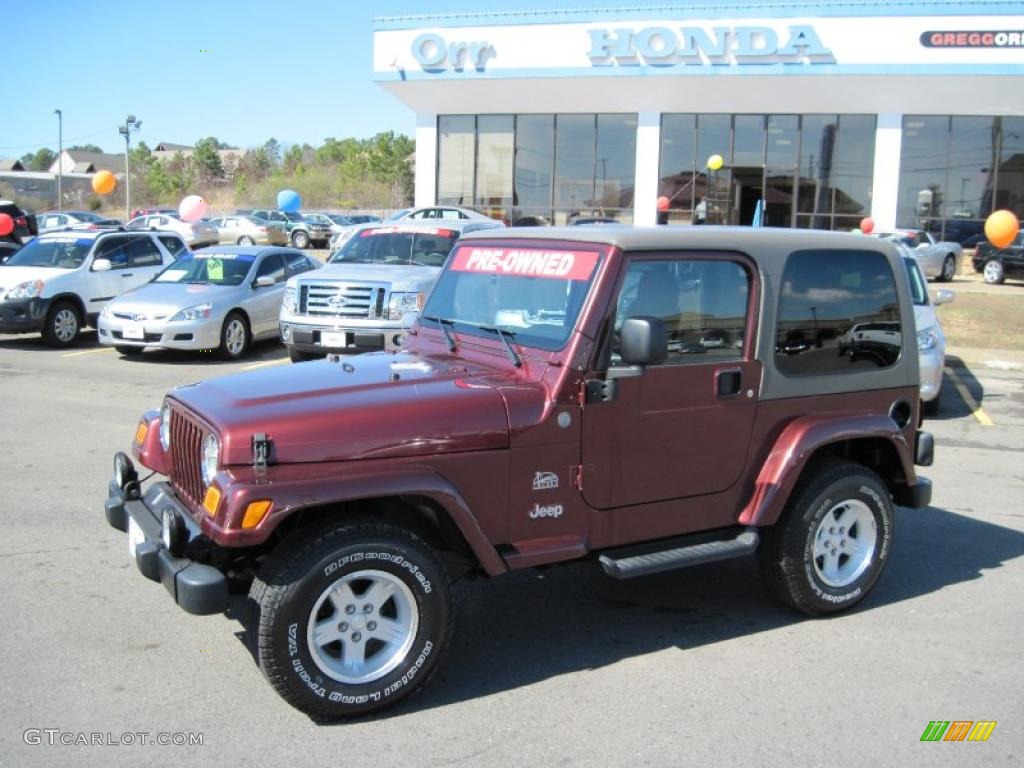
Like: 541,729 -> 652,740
54,109 -> 63,210
119,114 -> 142,220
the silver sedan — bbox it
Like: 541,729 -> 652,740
98,246 -> 319,359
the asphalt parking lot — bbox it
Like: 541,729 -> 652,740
0,328 -> 1022,767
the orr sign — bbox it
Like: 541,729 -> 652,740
587,25 -> 835,66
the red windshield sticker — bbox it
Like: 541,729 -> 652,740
450,247 -> 599,281
360,226 -> 454,237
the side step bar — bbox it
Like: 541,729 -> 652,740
599,528 -> 759,580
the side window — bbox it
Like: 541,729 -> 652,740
156,235 -> 187,259
440,209 -> 461,220
94,237 -> 130,269
255,254 -> 286,284
613,258 -> 750,365
775,249 -> 901,375
224,218 -> 236,228
284,252 -> 314,276
128,236 -> 163,267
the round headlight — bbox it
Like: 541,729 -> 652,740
201,434 -> 220,486
159,401 -> 172,451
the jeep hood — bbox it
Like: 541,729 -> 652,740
169,352 -> 512,465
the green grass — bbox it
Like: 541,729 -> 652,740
938,292 -> 1024,350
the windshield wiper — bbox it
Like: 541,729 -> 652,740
423,315 -> 457,353
480,326 -> 522,368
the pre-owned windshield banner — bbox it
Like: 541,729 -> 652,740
450,246 -> 599,281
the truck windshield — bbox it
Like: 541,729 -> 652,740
3,237 -> 92,269
329,227 -> 460,268
420,244 -> 602,351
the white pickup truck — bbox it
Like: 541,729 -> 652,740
279,219 -> 503,361
875,229 -> 961,282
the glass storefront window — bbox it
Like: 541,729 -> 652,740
798,114 -> 838,228
659,114 -> 697,221
997,117 -> 1024,220
554,114 -> 597,216
833,115 -> 876,218
596,114 -> 638,210
513,115 -> 555,224
475,115 -> 514,217
437,116 -> 475,206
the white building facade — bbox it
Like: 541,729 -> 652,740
374,2 -> 1024,241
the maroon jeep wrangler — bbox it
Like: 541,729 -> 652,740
105,227 -> 933,719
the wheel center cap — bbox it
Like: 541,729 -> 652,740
350,615 -> 367,632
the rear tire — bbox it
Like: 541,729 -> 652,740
982,259 -> 1005,285
219,311 -> 250,360
238,236 -> 254,246
759,459 -> 894,616
42,300 -> 81,347
938,255 -> 956,282
114,345 -> 145,356
250,520 -> 453,720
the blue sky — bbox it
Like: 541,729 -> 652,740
4,0 -> 560,157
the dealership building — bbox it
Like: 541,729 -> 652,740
373,1 -> 1024,239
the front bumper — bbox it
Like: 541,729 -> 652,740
918,346 -> 945,402
105,461 -> 227,615
280,320 -> 404,353
98,314 -> 223,350
0,296 -> 49,333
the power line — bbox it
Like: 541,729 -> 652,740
0,126 -> 118,152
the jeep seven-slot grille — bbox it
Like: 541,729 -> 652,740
169,409 -> 205,508
299,282 -> 388,319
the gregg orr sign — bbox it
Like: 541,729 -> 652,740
588,25 -> 835,66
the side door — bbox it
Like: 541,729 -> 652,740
580,253 -> 761,521
248,253 -> 287,337
125,236 -> 166,287
84,235 -> 134,313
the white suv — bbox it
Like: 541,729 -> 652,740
279,220 -> 501,361
0,230 -> 186,347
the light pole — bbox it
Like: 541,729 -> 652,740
54,109 -> 62,210
119,114 -> 142,220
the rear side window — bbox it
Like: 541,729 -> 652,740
776,249 -> 902,375
128,236 -> 163,267
157,235 -> 187,259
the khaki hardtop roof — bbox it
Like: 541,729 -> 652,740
461,225 -> 900,266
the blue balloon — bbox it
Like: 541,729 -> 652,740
277,189 -> 301,213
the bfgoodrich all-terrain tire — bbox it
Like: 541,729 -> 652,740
250,520 -> 453,720
760,460 -> 894,616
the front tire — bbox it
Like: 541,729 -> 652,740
938,254 -> 956,282
42,300 -> 81,347
291,231 -> 310,249
250,520 -> 453,720
760,460 -> 894,616
982,259 -> 1005,285
219,311 -> 250,360
238,236 -> 254,246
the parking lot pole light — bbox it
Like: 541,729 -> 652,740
54,109 -> 62,211
119,115 -> 141,221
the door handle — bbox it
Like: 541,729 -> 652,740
716,368 -> 742,397
121,273 -> 134,277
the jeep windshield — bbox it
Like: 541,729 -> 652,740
3,237 -> 92,269
153,252 -> 254,286
420,244 -> 602,352
329,227 -> 460,268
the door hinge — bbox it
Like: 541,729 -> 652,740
252,433 -> 273,467
583,378 -> 616,404
571,465 -> 584,491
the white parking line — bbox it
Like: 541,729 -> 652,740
240,357 -> 290,371
62,347 -> 115,358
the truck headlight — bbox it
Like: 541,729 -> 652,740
917,326 -> 938,352
283,284 -> 297,313
6,279 -> 44,300
169,303 -> 212,322
201,434 -> 220,486
387,291 -> 424,320
160,401 -> 172,451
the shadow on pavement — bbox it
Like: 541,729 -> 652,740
925,355 -> 988,421
224,504 -> 1024,720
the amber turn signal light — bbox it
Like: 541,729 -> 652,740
242,500 -> 272,529
202,486 -> 221,516
134,421 -> 148,445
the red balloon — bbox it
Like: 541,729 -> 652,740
0,213 -> 13,237
657,196 -> 670,211
860,217 -> 875,234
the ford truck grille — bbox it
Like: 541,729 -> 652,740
299,282 -> 388,319
169,409 -> 206,508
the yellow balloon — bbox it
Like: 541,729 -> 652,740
92,170 -> 116,195
984,209 -> 1020,249
707,154 -> 724,171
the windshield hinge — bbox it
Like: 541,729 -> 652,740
252,433 -> 273,468
571,465 -> 584,491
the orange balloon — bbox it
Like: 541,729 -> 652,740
92,170 -> 116,195
985,210 -> 1020,249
